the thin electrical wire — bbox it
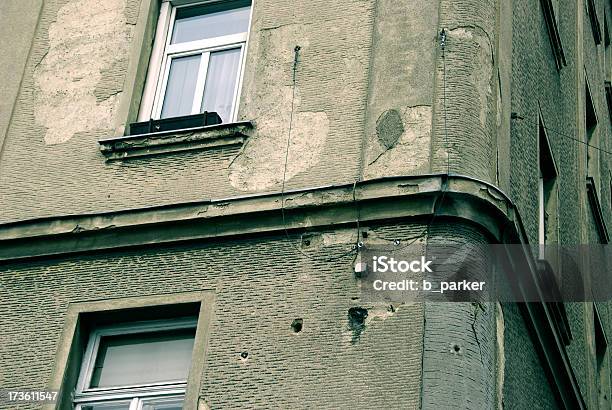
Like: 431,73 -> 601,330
281,30 -> 456,258
279,46 -> 359,263
512,114 -> 612,156
375,29 -> 451,252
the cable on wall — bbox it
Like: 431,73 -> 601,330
279,45 -> 360,263
374,28 -> 452,252
280,28 -> 456,258
511,113 -> 612,156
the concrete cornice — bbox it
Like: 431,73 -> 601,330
0,172 -> 584,408
0,174 -> 521,261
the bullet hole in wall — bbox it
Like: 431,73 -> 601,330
301,234 -> 315,248
291,318 -> 303,333
348,307 -> 368,328
348,307 -> 368,344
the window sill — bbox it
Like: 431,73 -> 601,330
98,121 -> 253,161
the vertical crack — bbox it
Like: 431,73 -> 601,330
471,301 -> 486,366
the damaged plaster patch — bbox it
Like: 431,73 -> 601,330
229,24 -> 327,191
229,88 -> 329,191
95,58 -> 129,103
376,109 -> 404,149
34,0 -> 132,144
365,105 -> 432,179
344,304 -> 398,344
321,229 -> 358,246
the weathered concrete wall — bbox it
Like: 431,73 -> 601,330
0,0 -> 42,154
502,303 -> 558,409
0,223 -> 426,409
431,0 -> 498,182
507,0 -> 612,407
0,0 -> 376,223
421,221 -> 498,409
361,0 -> 438,180
33,0 -> 137,145
1,0 -> 610,408
230,0 -> 376,191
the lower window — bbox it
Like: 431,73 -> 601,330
79,396 -> 183,410
73,318 -> 197,410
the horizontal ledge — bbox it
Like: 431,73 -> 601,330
98,121 -> 254,161
0,174 -> 518,261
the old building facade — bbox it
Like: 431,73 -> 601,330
0,0 -> 610,408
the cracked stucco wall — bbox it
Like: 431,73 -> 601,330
365,106 -> 432,179
0,0 -> 374,224
362,0 -> 438,179
228,25 -> 329,191
431,0 -> 497,182
422,222 -> 498,409
33,0 -> 136,145
233,1 -> 374,192
0,222 -> 425,409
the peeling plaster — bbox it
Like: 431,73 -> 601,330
367,304 -> 399,321
364,105 -> 432,179
321,229 -> 358,246
229,88 -> 329,191
230,24 -> 327,191
34,0 -> 132,144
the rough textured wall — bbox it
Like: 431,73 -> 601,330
0,0 -> 376,224
431,0 -> 498,182
0,0 -> 42,152
361,0 -> 438,180
421,221 -> 498,409
502,303 -> 558,409
0,223 -> 426,410
509,0 -> 612,406
509,0 -> 582,403
231,0 -> 375,191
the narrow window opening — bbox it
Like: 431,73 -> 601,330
585,79 -> 599,181
538,117 -> 558,261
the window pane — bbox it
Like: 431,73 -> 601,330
81,402 -> 132,410
171,3 -> 251,44
201,48 -> 241,123
161,54 -> 201,119
90,328 -> 195,388
142,397 -> 184,410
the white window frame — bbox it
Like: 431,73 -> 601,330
73,317 -> 198,410
138,0 -> 254,123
